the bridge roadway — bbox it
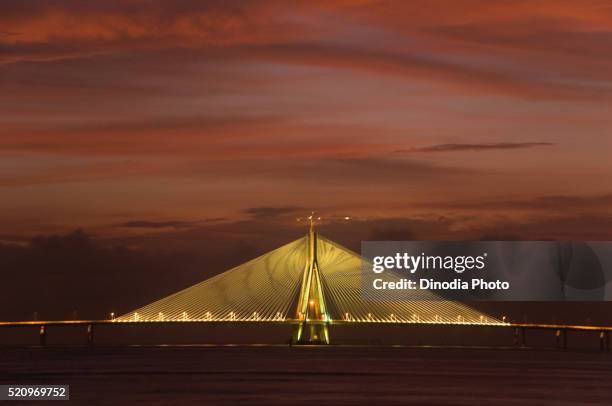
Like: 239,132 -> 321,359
0,319 -> 610,349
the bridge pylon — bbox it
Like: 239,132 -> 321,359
292,219 -> 330,344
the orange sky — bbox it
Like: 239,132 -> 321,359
1,0 -> 612,240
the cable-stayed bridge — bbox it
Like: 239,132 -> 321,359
2,226 -> 611,349
116,226 -> 503,343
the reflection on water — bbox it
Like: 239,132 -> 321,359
1,345 -> 612,405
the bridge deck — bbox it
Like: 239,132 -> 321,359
0,319 -> 611,332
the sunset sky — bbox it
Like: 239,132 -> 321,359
2,0 -> 612,242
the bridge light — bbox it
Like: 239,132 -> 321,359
367,313 -> 372,321
344,216 -> 350,220
183,312 -> 188,321
110,312 -> 115,321
159,312 -> 164,321
134,312 -> 139,322
502,315 -> 506,323
309,300 -> 315,306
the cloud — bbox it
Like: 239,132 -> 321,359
429,19 -> 612,63
118,220 -> 197,229
0,0 -> 312,64
402,142 -> 555,153
423,193 -> 612,212
229,42 -> 612,100
243,206 -> 303,218
475,213 -> 612,241
0,30 -> 21,36
3,1 -> 612,100
2,0 -> 612,238
368,226 -> 415,241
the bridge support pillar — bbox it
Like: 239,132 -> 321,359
291,323 -> 303,344
513,327 -> 526,347
599,331 -> 609,351
555,329 -> 568,349
292,322 -> 329,345
39,325 -> 46,346
87,324 -> 94,346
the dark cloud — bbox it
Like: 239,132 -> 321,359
424,193 -> 612,212
402,142 -> 555,153
368,227 -> 415,241
474,214 -> 612,241
0,0 -> 298,64
288,157 -> 477,185
118,220 -> 198,229
243,206 -> 303,218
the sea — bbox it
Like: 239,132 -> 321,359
1,345 -> 611,405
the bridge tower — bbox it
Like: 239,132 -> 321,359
292,216 -> 330,344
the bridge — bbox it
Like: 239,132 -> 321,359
1,224 -> 611,349
113,223 -> 505,344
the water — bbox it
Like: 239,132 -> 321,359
1,345 -> 611,405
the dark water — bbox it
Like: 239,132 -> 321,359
1,346 -> 612,405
